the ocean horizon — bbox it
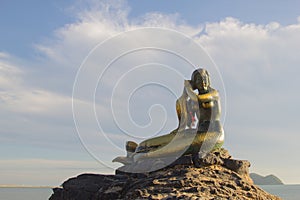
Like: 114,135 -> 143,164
0,187 -> 53,200
0,184 -> 299,200
260,184 -> 300,200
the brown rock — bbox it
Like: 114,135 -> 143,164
49,149 -> 280,200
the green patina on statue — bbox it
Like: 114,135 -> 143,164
113,68 -> 224,165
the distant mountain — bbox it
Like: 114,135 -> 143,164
250,173 -> 284,185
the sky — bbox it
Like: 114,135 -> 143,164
1,0 -> 300,186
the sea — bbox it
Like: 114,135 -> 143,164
0,185 -> 299,200
260,185 -> 300,200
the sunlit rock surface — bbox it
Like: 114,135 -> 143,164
49,148 -> 280,200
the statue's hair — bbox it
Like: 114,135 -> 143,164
191,68 -> 211,86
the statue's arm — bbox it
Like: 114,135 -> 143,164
184,80 -> 198,102
175,80 -> 195,131
197,89 -> 219,102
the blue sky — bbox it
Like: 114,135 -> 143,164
1,0 -> 300,186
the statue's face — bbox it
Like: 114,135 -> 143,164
192,70 -> 210,92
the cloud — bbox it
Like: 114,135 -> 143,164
34,0 -> 129,65
0,55 -> 23,90
0,54 -> 80,158
198,17 -> 300,83
0,53 -> 72,115
0,159 -> 110,186
1,89 -> 71,114
35,0 -> 203,67
195,17 -> 300,127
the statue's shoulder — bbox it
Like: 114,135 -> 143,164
209,88 -> 219,96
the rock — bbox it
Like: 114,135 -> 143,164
223,159 -> 252,183
49,148 -> 281,200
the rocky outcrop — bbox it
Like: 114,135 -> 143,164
49,149 -> 281,200
250,173 -> 284,185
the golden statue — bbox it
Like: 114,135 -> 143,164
113,68 -> 224,165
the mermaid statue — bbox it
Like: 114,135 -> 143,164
113,68 -> 224,166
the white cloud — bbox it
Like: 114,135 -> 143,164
0,52 -> 11,58
0,57 -> 73,120
0,55 -> 23,90
35,0 -> 129,66
0,159 -> 110,186
1,89 -> 71,114
198,17 -> 300,82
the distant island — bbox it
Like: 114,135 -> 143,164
250,173 -> 284,185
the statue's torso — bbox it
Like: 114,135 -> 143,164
196,89 -> 222,133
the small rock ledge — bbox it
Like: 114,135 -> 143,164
49,149 -> 281,200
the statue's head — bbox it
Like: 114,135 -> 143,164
191,68 -> 211,93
